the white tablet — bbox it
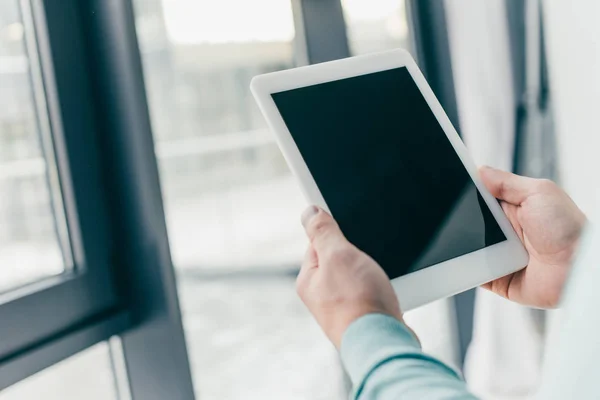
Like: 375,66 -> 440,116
251,49 -> 528,311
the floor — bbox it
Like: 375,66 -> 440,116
179,276 -> 349,400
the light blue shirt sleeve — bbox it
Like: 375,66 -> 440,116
341,313 -> 478,399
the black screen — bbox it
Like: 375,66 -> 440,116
272,67 -> 506,279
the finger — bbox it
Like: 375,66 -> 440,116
482,267 -> 534,304
501,201 -> 525,242
482,202 -> 528,299
479,166 -> 537,205
297,245 -> 318,293
482,202 -> 526,297
301,245 -> 318,271
301,206 -> 346,253
481,274 -> 514,299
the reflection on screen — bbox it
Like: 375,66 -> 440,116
271,67 -> 506,279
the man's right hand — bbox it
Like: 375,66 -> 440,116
480,166 -> 586,308
297,206 -> 404,349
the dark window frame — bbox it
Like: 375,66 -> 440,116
0,0 -> 128,387
0,0 -> 191,396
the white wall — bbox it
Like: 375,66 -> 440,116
544,0 -> 600,218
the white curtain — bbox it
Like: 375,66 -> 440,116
543,0 -> 600,219
542,1 -> 600,394
444,1 -> 543,398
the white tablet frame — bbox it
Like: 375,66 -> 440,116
251,49 -> 528,311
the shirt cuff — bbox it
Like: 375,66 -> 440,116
340,313 -> 421,386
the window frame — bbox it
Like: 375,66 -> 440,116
79,0 -> 195,397
291,0 -> 351,65
0,0 -> 192,395
0,0 -> 127,382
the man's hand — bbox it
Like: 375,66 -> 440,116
297,206 -> 403,349
480,166 -> 586,308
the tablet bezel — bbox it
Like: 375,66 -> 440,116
250,49 -> 528,311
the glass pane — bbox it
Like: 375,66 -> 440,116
342,0 -> 411,55
0,1 -> 70,292
0,342 -> 118,400
133,0 -> 349,398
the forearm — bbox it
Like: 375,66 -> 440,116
341,314 -> 478,400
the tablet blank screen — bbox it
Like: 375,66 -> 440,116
271,67 -> 506,279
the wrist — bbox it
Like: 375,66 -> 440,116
340,313 -> 422,387
330,307 -> 405,349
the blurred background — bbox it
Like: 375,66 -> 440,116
0,0 -> 598,399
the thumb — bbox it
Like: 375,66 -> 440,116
301,206 -> 346,253
479,166 -> 537,205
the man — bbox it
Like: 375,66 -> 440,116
297,166 -> 591,399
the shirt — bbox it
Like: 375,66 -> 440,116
340,225 -> 597,400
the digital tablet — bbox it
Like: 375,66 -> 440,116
250,49 -> 528,311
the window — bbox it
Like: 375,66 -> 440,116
0,342 -> 119,400
342,0 -> 411,55
133,0 -> 464,398
0,0 -> 128,392
0,0 -> 69,292
135,0 -> 303,270
133,0 -> 351,398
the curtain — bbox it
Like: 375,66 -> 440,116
444,1 -> 544,398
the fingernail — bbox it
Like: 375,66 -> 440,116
301,205 -> 320,228
480,165 -> 495,171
